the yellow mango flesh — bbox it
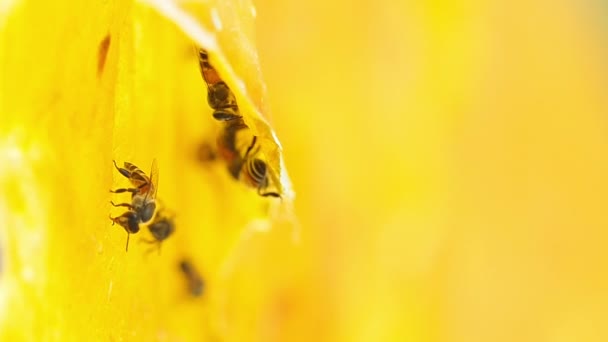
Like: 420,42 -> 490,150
0,0 -> 292,340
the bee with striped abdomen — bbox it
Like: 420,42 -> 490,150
240,136 -> 280,198
217,131 -> 280,198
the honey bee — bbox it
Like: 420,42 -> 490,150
179,259 -> 204,297
241,136 -> 281,198
197,47 -> 280,198
109,159 -> 159,251
198,48 -> 241,122
140,209 -> 175,254
217,130 -> 280,198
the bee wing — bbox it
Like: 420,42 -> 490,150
148,158 -> 159,200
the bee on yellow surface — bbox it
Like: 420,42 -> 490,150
240,136 -> 280,198
196,47 -> 280,198
141,208 -> 175,254
217,129 -> 280,198
109,159 -> 159,251
198,48 -> 241,122
179,259 -> 204,297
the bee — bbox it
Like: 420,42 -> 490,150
179,259 -> 204,297
227,135 -> 282,198
198,48 -> 241,122
197,47 -> 280,198
241,136 -> 281,198
140,208 -> 175,254
109,159 -> 159,251
217,130 -> 280,198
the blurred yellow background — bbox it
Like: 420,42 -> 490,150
252,0 -> 608,341
0,0 -> 607,341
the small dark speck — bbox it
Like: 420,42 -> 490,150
179,259 -> 205,297
97,34 -> 111,77
197,141 -> 217,163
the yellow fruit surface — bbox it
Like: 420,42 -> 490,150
0,0 -> 293,340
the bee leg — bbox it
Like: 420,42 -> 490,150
110,187 -> 139,194
150,243 -> 162,256
109,215 -> 131,252
212,110 -> 242,121
139,239 -> 161,256
110,201 -> 134,209
113,160 -> 132,179
260,191 -> 281,198
258,188 -> 281,198
139,237 -> 156,244
243,136 -> 258,159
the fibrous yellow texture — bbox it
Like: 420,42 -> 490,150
0,0 -> 292,340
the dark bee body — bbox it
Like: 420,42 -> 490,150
245,158 -> 273,196
216,119 -> 249,178
179,260 -> 204,297
109,160 -> 159,251
197,47 -> 280,198
217,129 -> 279,197
141,210 -> 175,254
198,49 -> 241,121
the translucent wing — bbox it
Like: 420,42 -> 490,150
148,158 -> 159,200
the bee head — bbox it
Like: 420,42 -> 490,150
125,211 -> 140,234
112,211 -> 140,234
213,110 -> 241,121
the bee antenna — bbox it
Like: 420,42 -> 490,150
244,136 -> 258,159
125,233 -> 130,252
